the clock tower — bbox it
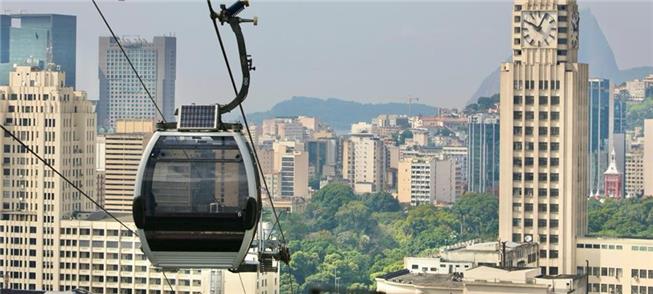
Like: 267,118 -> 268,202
499,0 -> 588,275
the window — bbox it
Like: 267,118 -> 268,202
514,126 -> 522,135
550,158 -> 559,166
525,111 -> 534,120
513,158 -> 522,166
549,250 -> 559,259
525,203 -> 533,211
538,219 -> 547,227
539,127 -> 548,135
513,218 -> 521,226
525,96 -> 534,105
551,142 -> 559,151
524,219 -> 533,227
550,204 -> 559,212
514,96 -> 522,104
550,235 -> 558,244
558,38 -> 567,45
559,15 -> 567,21
539,96 -> 548,105
513,173 -> 522,181
514,111 -> 523,119
551,96 -> 560,105
539,142 -> 548,151
525,127 -> 533,135
539,157 -> 548,166
538,173 -> 547,181
550,173 -> 559,182
525,157 -> 533,166
539,111 -> 548,120
551,127 -> 560,136
514,142 -> 523,150
525,172 -> 533,181
550,219 -> 559,228
525,142 -> 534,151
538,189 -> 547,197
551,112 -> 560,120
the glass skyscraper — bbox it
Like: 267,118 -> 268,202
466,113 -> 500,194
0,14 -> 76,87
588,78 -> 610,195
98,36 -> 176,131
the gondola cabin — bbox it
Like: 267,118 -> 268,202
133,105 -> 260,270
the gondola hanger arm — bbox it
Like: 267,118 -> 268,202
207,0 -> 257,116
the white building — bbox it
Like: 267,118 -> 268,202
342,133 -> 387,193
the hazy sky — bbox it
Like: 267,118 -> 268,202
3,1 -> 652,112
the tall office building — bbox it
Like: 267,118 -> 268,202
499,0 -> 588,275
398,156 -> 436,206
588,78 -> 610,196
0,14 -> 76,87
467,113 -> 500,194
103,120 -> 154,212
273,141 -> 308,198
98,36 -> 176,130
0,66 -> 96,290
342,133 -> 387,194
307,139 -> 337,180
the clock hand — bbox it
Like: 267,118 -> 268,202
537,14 -> 547,29
524,20 -> 541,31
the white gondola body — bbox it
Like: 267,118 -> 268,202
133,131 -> 259,269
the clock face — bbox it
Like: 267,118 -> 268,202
570,10 -> 580,48
521,11 -> 558,47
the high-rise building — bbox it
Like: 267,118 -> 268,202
499,0 -> 588,275
342,133 -> 387,194
644,119 -> 653,197
103,120 -> 154,212
625,150 -> 644,198
588,78 -> 611,196
307,139 -> 337,180
98,36 -> 176,130
0,14 -> 76,87
273,141 -> 308,198
612,95 -> 625,134
467,113 -> 500,194
398,156 -> 436,206
0,66 -> 96,290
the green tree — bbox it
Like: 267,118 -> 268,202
452,193 -> 499,239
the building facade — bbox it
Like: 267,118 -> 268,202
98,36 -> 176,130
0,66 -> 96,291
499,0 -> 588,275
644,119 -> 653,197
0,14 -> 76,87
625,150 -> 644,198
398,156 -> 436,206
341,134 -> 387,194
467,113 -> 500,194
588,78 -> 611,196
103,120 -> 154,212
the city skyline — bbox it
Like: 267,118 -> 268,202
1,1 -> 651,112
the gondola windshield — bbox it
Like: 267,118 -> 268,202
143,135 -> 249,217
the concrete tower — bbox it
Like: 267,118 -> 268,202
498,0 -> 588,275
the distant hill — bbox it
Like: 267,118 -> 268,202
468,9 -> 653,104
243,96 -> 438,132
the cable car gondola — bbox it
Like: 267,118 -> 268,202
132,108 -> 260,269
132,0 -> 267,271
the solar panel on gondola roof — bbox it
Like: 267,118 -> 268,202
178,105 -> 219,129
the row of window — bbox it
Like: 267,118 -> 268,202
576,243 -> 624,250
514,110 -> 561,121
578,266 -> 624,278
513,187 -> 560,197
512,203 -> 559,212
587,283 -> 623,294
512,172 -> 559,182
512,219 -> 559,229
513,157 -> 560,167
514,126 -> 561,136
513,141 -> 560,151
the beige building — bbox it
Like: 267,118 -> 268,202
56,213 -> 279,294
398,156 -> 436,205
576,237 -> 653,294
625,150 -> 644,198
273,141 -> 308,198
0,66 -> 97,291
342,133 -> 387,194
499,0 -> 588,275
643,119 -> 653,197
103,120 -> 154,212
